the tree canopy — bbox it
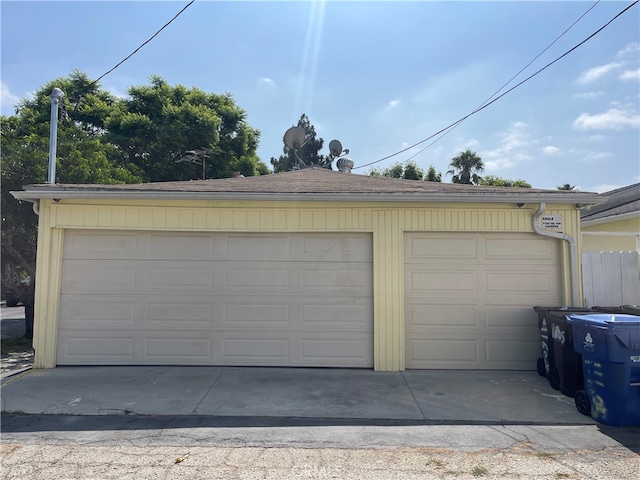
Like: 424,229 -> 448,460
1,70 -> 269,312
368,161 -> 442,182
478,175 -> 531,188
105,75 -> 269,181
446,149 -> 485,185
270,114 -> 332,172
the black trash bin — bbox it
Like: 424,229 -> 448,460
533,306 -> 591,393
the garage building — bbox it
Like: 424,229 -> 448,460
13,168 -> 602,371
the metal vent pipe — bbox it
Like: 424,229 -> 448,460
48,88 -> 64,184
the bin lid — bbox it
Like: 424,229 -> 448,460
622,305 -> 640,315
567,313 -> 640,327
532,306 -> 591,313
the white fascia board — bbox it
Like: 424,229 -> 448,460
12,189 -> 605,205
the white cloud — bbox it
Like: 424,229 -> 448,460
587,135 -> 606,142
584,151 -> 612,161
619,69 -> 640,82
388,99 -> 400,108
541,145 -> 560,155
482,122 -> 535,170
107,86 -> 127,99
258,77 -> 276,87
572,108 -> 640,130
617,42 -> 640,57
572,91 -> 604,99
0,81 -> 20,114
576,62 -> 623,84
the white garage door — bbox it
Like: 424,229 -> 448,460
405,232 -> 562,370
58,230 -> 373,367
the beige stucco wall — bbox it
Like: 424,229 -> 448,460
32,198 -> 582,371
582,216 -> 640,252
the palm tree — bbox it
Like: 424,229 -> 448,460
446,149 -> 485,185
557,183 -> 577,191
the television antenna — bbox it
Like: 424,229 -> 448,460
177,147 -> 222,179
283,126 -> 308,169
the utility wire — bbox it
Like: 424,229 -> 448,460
72,1 -> 195,113
89,1 -> 195,88
354,0 -> 638,170
403,0 -> 601,165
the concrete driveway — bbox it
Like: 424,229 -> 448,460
1,366 -> 594,424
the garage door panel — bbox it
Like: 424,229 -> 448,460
409,236 -> 477,259
302,300 -> 373,327
409,338 -> 479,366
407,304 -> 479,327
301,336 -> 373,363
64,231 -> 138,258
62,263 -> 136,291
60,335 -> 135,359
409,270 -> 478,292
486,271 -> 558,294
485,237 -> 556,260
58,330 -> 372,367
146,337 -> 213,358
485,339 -> 540,367
485,306 -> 540,328
405,232 -> 562,370
58,231 -> 373,367
59,301 -> 135,327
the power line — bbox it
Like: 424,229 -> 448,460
89,1 -> 195,88
354,0 -> 638,171
71,0 -> 195,114
403,0 -> 601,165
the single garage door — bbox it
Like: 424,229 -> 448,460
405,232 -> 562,370
58,230 -> 373,367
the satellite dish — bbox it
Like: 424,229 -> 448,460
329,139 -> 343,157
284,126 -> 307,150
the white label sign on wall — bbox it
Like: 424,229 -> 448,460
542,215 -> 563,229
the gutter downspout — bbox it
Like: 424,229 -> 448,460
532,203 -> 580,306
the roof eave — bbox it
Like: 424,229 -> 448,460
11,189 -> 606,205
581,210 -> 640,226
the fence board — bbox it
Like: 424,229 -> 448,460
582,251 -> 640,307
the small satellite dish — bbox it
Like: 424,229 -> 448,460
329,139 -> 343,157
284,126 -> 307,150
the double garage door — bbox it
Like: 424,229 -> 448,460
57,231 -> 374,367
57,230 -> 562,370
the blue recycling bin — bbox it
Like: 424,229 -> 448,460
567,314 -> 640,427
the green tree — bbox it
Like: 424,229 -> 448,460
368,161 -> 429,180
425,165 -> 443,182
1,73 -> 142,336
1,71 -> 269,335
479,175 -> 531,188
446,149 -> 485,185
557,183 -> 577,191
270,114 -> 331,172
105,76 -> 269,181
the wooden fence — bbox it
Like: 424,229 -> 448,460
582,251 -> 640,307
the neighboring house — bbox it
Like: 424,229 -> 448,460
581,183 -> 640,252
12,168 -> 603,371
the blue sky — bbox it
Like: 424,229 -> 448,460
1,1 -> 638,192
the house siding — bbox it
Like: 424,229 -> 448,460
33,199 -> 581,371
